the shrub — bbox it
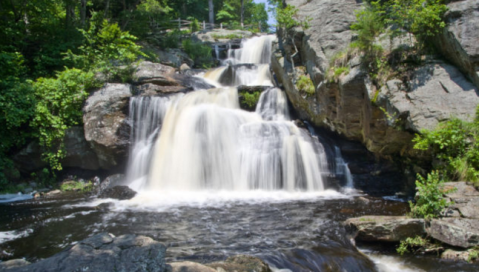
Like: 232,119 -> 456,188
413,115 -> 479,183
191,18 -> 200,33
182,39 -> 214,68
296,75 -> 315,96
60,180 -> 93,192
409,171 -> 456,219
239,91 -> 261,109
397,235 -> 428,255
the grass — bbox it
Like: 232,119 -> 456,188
60,180 -> 93,192
212,34 -> 243,40
296,75 -> 315,96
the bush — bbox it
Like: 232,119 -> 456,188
413,114 -> 479,183
191,19 -> 200,33
409,171 -> 456,219
30,68 -> 97,170
397,235 -> 428,255
182,39 -> 214,68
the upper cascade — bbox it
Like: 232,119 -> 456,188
126,35 -> 339,193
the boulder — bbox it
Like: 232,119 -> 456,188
133,61 -> 178,86
98,185 -> 137,200
207,255 -> 272,272
135,83 -> 190,96
83,83 -> 132,170
2,233 -> 166,272
345,216 -> 426,242
0,259 -> 30,270
428,218 -> 479,248
435,0 -> 479,89
443,182 -> 479,219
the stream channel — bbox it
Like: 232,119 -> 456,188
1,35 -> 478,272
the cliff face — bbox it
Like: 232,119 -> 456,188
272,0 -> 479,162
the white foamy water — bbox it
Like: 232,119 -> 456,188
365,252 -> 425,272
0,229 -> 33,244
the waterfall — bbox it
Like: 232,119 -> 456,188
334,147 -> 354,189
126,35 -> 331,193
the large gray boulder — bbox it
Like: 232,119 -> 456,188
443,182 -> 479,219
435,0 -> 479,89
429,218 -> 479,248
83,83 -> 132,170
207,255 -> 272,272
345,216 -> 426,242
2,233 -> 166,272
192,29 -> 253,44
133,61 -> 179,86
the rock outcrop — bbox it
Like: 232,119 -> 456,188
168,255 -> 272,272
83,83 -> 132,170
99,185 -> 137,200
2,233 -> 166,272
273,0 -> 479,161
435,0 -> 479,89
345,216 -> 426,242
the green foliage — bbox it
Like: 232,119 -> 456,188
409,171 -> 456,219
413,115 -> 479,183
468,248 -> 479,263
240,91 -> 261,109
276,5 -> 311,30
387,0 -> 447,45
296,75 -> 315,96
182,39 -> 214,68
397,235 -> 428,255
65,13 -> 145,80
351,3 -> 385,58
30,68 -> 97,170
60,180 -> 93,192
191,19 -> 200,33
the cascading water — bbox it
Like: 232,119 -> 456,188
125,35 -> 330,192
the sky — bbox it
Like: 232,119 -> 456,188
253,0 -> 277,27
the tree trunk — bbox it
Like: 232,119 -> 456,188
80,0 -> 87,27
241,0 -> 244,28
208,0 -> 214,28
104,0 -> 110,18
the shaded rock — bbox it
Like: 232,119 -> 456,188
0,259 -> 30,270
429,218 -> 479,248
14,127 -> 101,173
61,126 -> 100,170
180,63 -> 191,72
99,185 -> 137,200
83,83 -> 132,170
133,61 -> 178,86
44,190 -> 61,197
435,0 -> 479,89
168,262 -> 217,272
172,74 -> 215,90
156,49 -> 194,68
2,233 -> 166,272
207,255 -> 272,272
345,216 -> 426,242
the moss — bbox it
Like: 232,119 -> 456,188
296,75 -> 315,96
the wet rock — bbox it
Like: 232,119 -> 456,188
2,233 -> 166,272
207,255 -> 272,272
0,259 -> 30,270
83,83 -> 132,170
345,216 -> 426,242
44,190 -> 61,197
441,249 -> 478,263
428,218 -> 479,248
180,63 -> 191,72
434,0 -> 479,89
133,61 -> 178,86
135,83 -> 191,96
99,185 -> 137,200
168,262 -> 217,272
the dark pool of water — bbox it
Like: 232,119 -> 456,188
0,192 -> 477,272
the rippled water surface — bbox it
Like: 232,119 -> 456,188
1,192 -> 477,271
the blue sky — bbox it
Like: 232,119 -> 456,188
253,0 -> 276,26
